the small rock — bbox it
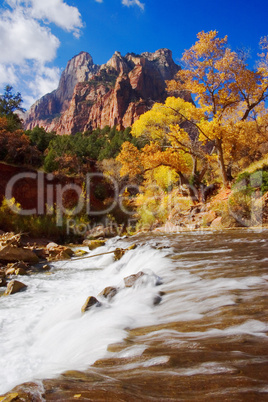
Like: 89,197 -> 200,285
42,264 -> 50,271
114,248 -> 125,261
81,296 -> 101,313
128,244 -> 137,250
47,245 -> 74,261
98,286 -> 118,300
87,240 -> 106,251
5,267 -> 16,276
15,268 -> 27,276
153,295 -> 162,305
4,280 -> 27,295
74,249 -> 88,257
46,242 -> 59,250
124,271 -> 145,287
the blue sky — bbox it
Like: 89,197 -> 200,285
0,0 -> 267,109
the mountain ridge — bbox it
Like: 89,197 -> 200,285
24,48 -> 187,134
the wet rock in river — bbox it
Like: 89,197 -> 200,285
42,264 -> 51,271
86,240 -> 106,251
98,286 -> 118,300
114,248 -> 126,261
74,249 -> 88,257
81,296 -> 102,313
128,244 -> 137,250
124,271 -> 145,287
46,244 -> 74,261
4,279 -> 27,295
153,294 -> 162,306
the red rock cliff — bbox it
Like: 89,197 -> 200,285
24,49 -> 182,134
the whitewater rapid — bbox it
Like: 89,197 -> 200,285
0,231 -> 267,395
0,237 -> 172,393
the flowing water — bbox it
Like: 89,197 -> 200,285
0,229 -> 268,400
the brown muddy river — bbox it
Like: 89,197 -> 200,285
1,229 -> 268,400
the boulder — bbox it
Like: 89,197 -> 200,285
81,296 -> 101,313
124,271 -> 145,287
0,245 -> 39,263
4,280 -> 27,295
87,240 -> 106,251
98,286 -> 118,300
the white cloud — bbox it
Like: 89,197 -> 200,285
0,64 -> 17,86
6,0 -> 83,35
28,64 -> 61,98
0,7 -> 60,65
122,0 -> 145,10
0,0 -> 83,109
29,0 -> 83,37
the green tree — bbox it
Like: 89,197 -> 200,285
0,85 -> 25,130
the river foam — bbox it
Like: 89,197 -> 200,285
0,239 -> 171,394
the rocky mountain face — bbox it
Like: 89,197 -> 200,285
24,49 -> 183,135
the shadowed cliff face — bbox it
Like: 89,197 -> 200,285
24,49 -> 183,134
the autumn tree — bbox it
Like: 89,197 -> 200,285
168,31 -> 268,186
129,97 -> 207,186
116,140 -> 192,189
0,116 -> 41,165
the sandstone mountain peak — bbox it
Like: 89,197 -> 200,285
24,48 -> 184,134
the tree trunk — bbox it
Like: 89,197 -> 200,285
191,155 -> 197,177
215,138 -> 229,187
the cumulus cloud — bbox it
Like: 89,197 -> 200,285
121,0 -> 145,10
0,0 -> 83,108
0,7 -> 60,65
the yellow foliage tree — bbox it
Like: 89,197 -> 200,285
130,97 -> 207,185
168,30 -> 268,186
